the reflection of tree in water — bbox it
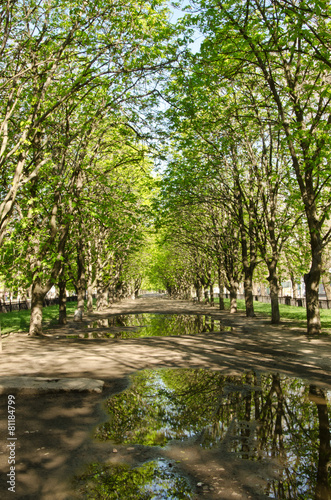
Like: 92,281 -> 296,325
96,369 -> 331,499
84,314 -> 226,339
105,314 -> 220,337
96,371 -> 188,446
309,386 -> 331,500
75,459 -> 192,499
140,314 -> 216,335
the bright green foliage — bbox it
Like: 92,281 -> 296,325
0,0 -> 181,298
147,239 -> 198,297
2,0 -> 331,334
151,0 -> 331,330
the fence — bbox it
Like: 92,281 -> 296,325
0,295 -> 78,314
220,293 -> 331,310
2,291 -> 331,312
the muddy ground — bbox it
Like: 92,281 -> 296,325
0,295 -> 331,500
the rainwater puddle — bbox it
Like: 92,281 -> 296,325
80,369 -> 331,499
77,313 -> 232,339
76,459 -> 193,499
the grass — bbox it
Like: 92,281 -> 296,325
216,298 -> 331,334
2,296 -> 331,336
0,301 -> 78,335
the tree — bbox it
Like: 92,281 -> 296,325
188,0 -> 331,333
0,0 -> 179,244
1,0 -> 181,334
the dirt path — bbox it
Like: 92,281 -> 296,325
0,296 -> 331,499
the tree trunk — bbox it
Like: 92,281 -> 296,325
239,199 -> 256,317
304,266 -> 321,335
29,279 -> 47,336
303,228 -> 322,334
86,284 -> 94,313
77,284 -> 85,313
226,275 -> 239,314
309,387 -> 331,500
134,277 -> 142,299
218,266 -> 225,310
86,241 -> 95,313
269,278 -> 280,324
321,252 -> 331,302
266,259 -> 280,324
58,279 -> 67,325
209,284 -> 214,306
115,283 -> 123,301
96,285 -> 108,311
229,287 -> 237,313
107,285 -> 114,303
195,283 -> 202,302
76,240 -> 86,315
243,271 -> 255,317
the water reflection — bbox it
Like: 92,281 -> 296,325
95,369 -> 331,499
75,459 -> 193,499
83,314 -> 229,339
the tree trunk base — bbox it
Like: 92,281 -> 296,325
29,285 -> 45,336
305,270 -> 322,335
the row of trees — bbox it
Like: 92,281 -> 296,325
151,0 -> 331,334
2,0 -> 331,336
0,0 -> 181,335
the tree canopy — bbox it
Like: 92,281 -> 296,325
1,0 -> 331,336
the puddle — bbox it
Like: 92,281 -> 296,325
78,314 -> 232,339
75,459 -> 193,499
86,369 -> 331,499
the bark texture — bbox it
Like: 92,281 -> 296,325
96,285 -> 109,311
267,259 -> 280,324
29,279 -> 48,336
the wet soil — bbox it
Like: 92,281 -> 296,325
1,295 -> 331,499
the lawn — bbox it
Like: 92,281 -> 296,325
220,298 -> 331,334
0,301 -> 78,335
1,297 -> 331,336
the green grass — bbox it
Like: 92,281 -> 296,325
2,297 -> 331,336
216,298 -> 331,333
0,301 -> 78,335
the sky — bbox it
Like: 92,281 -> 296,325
167,0 -> 203,54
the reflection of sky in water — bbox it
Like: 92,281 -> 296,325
140,459 -> 193,499
75,458 -> 193,499
95,368 -> 331,499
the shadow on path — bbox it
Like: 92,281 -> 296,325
0,296 -> 331,499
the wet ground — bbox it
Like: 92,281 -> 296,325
68,313 -> 231,339
1,296 -> 331,499
76,368 -> 331,500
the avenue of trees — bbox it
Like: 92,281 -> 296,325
0,0 -> 181,335
1,0 -> 331,336
152,0 -> 331,335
